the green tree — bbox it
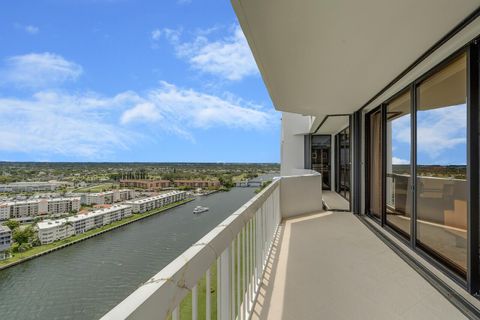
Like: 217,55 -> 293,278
3,220 -> 20,231
13,226 -> 35,246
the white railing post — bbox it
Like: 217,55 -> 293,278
242,227 -> 246,320
206,268 -> 211,320
192,285 -> 198,320
217,258 -> 221,320
230,242 -> 235,320
172,307 -> 179,320
219,247 -> 230,320
236,233 -> 240,318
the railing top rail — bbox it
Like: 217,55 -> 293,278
101,178 -> 280,320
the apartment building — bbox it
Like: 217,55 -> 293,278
120,179 -> 172,190
81,189 -> 135,205
42,197 -> 81,215
0,181 -> 66,193
37,204 -> 133,244
0,197 -> 81,220
125,191 -> 186,213
0,225 -> 11,260
173,180 -> 221,188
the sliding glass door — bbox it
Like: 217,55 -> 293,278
385,90 -> 412,238
311,135 -> 331,190
415,53 -> 467,275
365,50 -> 469,279
366,109 -> 382,219
336,127 -> 350,200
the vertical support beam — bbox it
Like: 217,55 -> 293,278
381,104 -> 387,227
467,41 -> 480,294
410,83 -> 417,250
352,111 -> 362,214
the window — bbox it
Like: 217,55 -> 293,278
415,53 -> 468,275
367,109 -> 383,219
385,90 -> 412,238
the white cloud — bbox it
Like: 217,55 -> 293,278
0,91 -> 137,159
151,29 -> 162,41
157,25 -> 258,81
121,102 -> 162,124
120,81 -> 274,131
14,23 -> 39,35
0,53 -> 83,88
0,82 -> 276,158
392,157 -> 409,165
24,25 -> 39,34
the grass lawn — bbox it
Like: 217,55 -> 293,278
73,183 -> 116,193
0,198 -> 194,268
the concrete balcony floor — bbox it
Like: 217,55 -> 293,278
252,212 -> 467,320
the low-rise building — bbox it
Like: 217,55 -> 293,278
0,197 -> 81,220
125,191 -> 186,213
0,225 -> 12,260
40,197 -> 81,215
174,180 -> 221,188
37,204 -> 133,244
81,189 -> 135,205
120,180 -> 172,190
0,181 -> 67,193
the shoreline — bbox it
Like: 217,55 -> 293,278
0,198 -> 195,271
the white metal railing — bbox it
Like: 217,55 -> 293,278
101,178 -> 282,320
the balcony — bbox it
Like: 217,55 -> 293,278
101,173 -> 469,320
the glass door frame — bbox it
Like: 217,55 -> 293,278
363,44 -> 480,292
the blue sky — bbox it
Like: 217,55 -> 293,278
0,0 -> 280,163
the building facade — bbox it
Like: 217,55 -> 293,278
125,191 -> 186,213
37,204 -> 133,244
0,181 -> 66,193
120,180 -> 172,190
0,197 -> 81,221
173,180 -> 221,188
81,189 -> 135,205
0,225 -> 12,260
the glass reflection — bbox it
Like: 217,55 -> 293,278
416,53 -> 467,275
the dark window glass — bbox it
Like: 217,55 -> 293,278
368,110 -> 382,218
311,135 -> 331,189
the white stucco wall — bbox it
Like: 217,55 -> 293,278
280,112 -> 311,176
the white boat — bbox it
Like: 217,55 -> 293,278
193,206 -> 209,214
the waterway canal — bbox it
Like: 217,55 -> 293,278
0,186 -> 263,320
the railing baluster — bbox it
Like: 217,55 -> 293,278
230,241 -> 235,320
242,227 -> 246,320
236,233 -> 240,318
220,247 -> 230,320
246,220 -> 250,314
217,258 -> 221,320
206,268 -> 211,320
192,285 -> 198,320
172,307 -> 179,320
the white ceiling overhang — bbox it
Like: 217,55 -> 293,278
232,0 -> 480,119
